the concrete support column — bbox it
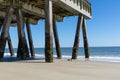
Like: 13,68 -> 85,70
8,33 -> 14,56
45,0 -> 53,62
0,24 -> 2,31
0,24 -> 14,57
82,18 -> 89,58
53,19 -> 62,59
72,15 -> 83,59
0,7 -> 14,60
72,15 -> 90,59
26,19 -> 35,57
15,8 -> 29,59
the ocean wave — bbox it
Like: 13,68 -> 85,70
3,53 -> 120,62
90,56 -> 120,62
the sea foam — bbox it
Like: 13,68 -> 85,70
3,53 -> 120,63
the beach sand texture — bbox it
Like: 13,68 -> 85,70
0,60 -> 120,80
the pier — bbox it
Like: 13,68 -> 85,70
0,0 -> 92,62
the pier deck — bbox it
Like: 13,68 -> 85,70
0,0 -> 91,24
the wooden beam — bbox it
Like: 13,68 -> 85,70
72,15 -> 83,59
45,0 -> 53,62
26,18 -> 35,57
82,18 -> 90,58
0,7 -> 14,60
15,8 -> 30,59
53,19 -> 62,59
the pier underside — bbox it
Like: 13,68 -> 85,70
0,0 -> 92,62
0,0 -> 91,24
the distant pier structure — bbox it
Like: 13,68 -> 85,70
0,0 -> 92,62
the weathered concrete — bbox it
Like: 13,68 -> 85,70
0,0 -> 91,24
0,0 -> 91,62
0,7 -> 14,60
26,19 -> 35,57
82,18 -> 89,58
53,19 -> 62,59
45,0 -> 54,62
7,33 -> 14,56
15,8 -> 29,59
72,15 -> 83,59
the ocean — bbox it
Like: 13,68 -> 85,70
4,47 -> 120,63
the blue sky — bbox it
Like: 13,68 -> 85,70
9,0 -> 120,48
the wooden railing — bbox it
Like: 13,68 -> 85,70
70,0 -> 92,15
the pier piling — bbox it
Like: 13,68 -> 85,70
26,19 -> 35,58
0,7 -> 14,60
53,19 -> 62,59
72,15 -> 90,59
8,33 -> 14,56
82,18 -> 90,58
72,15 -> 83,59
0,24 -> 2,31
45,0 -> 53,62
0,24 -> 14,57
15,9 -> 29,59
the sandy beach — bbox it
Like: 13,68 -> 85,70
0,59 -> 120,80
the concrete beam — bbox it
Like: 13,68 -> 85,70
0,0 -> 64,22
0,11 -> 38,25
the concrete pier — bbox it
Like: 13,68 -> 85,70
0,0 -> 92,62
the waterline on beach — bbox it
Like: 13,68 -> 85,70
3,53 -> 120,63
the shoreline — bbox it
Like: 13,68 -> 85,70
3,53 -> 120,63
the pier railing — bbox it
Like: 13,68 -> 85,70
54,0 -> 92,18
70,0 -> 91,13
